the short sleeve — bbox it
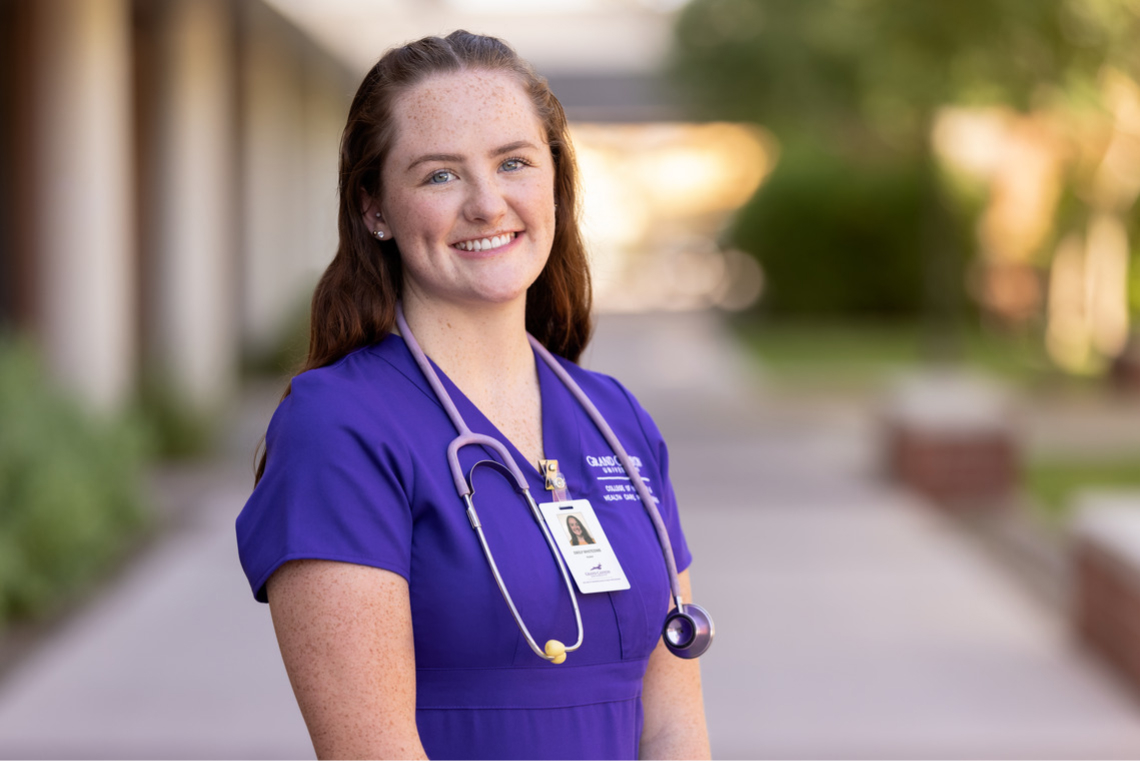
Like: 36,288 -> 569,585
614,383 -> 693,575
235,370 -> 414,602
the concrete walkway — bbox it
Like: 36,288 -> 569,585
2,311 -> 1140,759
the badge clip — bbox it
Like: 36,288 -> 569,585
538,459 -> 569,501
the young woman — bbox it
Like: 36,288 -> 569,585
566,514 -> 596,546
236,31 -> 710,760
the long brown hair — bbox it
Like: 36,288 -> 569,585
256,31 -> 592,482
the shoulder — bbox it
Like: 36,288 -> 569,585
550,353 -> 629,405
286,337 -> 425,411
268,336 -> 437,446
549,354 -> 666,450
239,338 -> 425,600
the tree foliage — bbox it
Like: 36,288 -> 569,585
672,0 -> 1137,147
670,0 -> 1140,319
732,145 -> 926,315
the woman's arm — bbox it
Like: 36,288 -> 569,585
639,569 -> 711,760
267,559 -> 427,760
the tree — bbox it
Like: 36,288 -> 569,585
673,0 -> 1134,147
670,0 -> 1139,338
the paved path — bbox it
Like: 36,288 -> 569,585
2,311 -> 1140,759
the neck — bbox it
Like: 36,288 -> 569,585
400,293 -> 546,467
399,294 -> 533,391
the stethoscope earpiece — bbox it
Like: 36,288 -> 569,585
663,603 -> 714,659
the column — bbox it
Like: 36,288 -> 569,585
152,0 -> 237,407
33,0 -> 135,411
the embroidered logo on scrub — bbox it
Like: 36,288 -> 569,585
584,454 -> 659,504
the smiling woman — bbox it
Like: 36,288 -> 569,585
371,68 -> 557,319
236,31 -> 710,761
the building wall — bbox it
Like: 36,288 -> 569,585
31,0 -> 136,411
0,0 -> 354,412
239,0 -> 348,360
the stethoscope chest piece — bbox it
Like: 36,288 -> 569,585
663,603 -> 714,659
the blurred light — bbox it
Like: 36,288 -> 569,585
1086,212 -> 1130,357
932,107 -> 1007,180
968,262 -> 1041,324
632,123 -> 770,216
935,107 -> 1066,326
570,122 -> 774,312
1045,213 -> 1133,372
1046,233 -> 1091,372
935,107 -> 1065,268
978,119 -> 1064,266
1091,68 -> 1140,211
575,141 -> 652,301
711,248 -> 764,311
1040,68 -> 1140,371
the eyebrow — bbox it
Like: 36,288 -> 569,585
405,140 -> 541,172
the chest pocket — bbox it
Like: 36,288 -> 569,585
602,499 -> 669,661
607,583 -> 654,660
578,462 -> 670,662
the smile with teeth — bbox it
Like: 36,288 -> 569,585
453,232 -> 517,252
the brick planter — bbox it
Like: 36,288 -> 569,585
887,427 -> 1018,504
883,370 -> 1019,508
1110,339 -> 1140,394
1073,494 -> 1140,689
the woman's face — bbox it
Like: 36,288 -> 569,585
374,69 -> 556,311
568,517 -> 583,536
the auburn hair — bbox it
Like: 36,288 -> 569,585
255,31 -> 592,482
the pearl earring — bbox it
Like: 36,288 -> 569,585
374,230 -> 384,239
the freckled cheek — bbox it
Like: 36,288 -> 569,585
389,197 -> 458,245
509,194 -> 554,232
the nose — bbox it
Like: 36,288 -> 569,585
463,174 -> 508,223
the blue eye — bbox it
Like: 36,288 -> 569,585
428,170 -> 454,184
502,158 -> 527,172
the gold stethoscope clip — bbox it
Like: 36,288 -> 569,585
538,459 -> 567,493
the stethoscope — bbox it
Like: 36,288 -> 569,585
396,303 -> 714,663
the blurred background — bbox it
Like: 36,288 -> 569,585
2,0 -> 1140,758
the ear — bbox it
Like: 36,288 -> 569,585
360,193 -> 393,241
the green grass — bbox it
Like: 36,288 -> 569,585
730,317 -> 1138,524
730,317 -> 1065,390
1025,456 -> 1140,521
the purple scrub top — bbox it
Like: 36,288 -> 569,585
236,335 -> 692,760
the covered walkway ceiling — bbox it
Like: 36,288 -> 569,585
265,0 -> 685,77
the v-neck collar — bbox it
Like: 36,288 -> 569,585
385,335 -> 585,489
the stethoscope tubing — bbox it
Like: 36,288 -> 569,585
394,301 -> 709,660
463,460 -> 585,658
395,304 -> 584,661
526,336 -> 685,607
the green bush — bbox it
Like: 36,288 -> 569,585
241,294 -> 310,380
0,339 -> 151,626
730,143 -> 968,318
137,375 -> 216,460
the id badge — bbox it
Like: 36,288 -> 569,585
538,499 -> 630,593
